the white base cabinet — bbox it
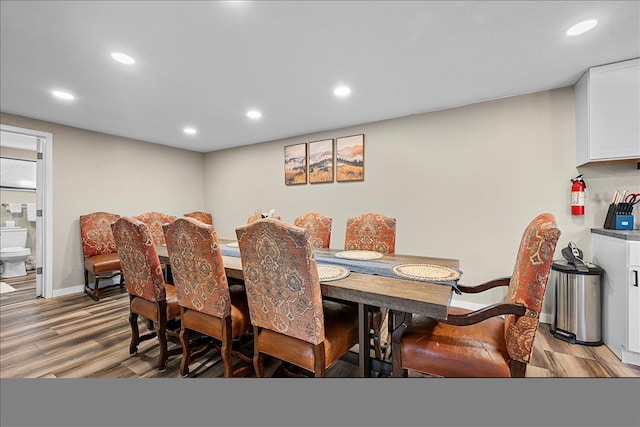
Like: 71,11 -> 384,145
591,231 -> 640,366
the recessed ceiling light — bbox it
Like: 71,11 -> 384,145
51,90 -> 75,100
566,19 -> 598,36
183,127 -> 197,135
111,52 -> 136,65
247,110 -> 262,119
334,86 -> 351,97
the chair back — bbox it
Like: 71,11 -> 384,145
294,212 -> 332,248
183,211 -> 213,225
79,211 -> 120,259
503,213 -> 560,364
344,212 -> 396,254
163,217 -> 231,317
135,212 -> 177,245
111,217 -> 167,303
235,218 -> 325,345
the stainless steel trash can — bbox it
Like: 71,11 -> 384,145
550,260 -> 604,346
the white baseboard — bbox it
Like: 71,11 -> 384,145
53,285 -> 84,297
52,276 -> 122,298
450,297 -> 552,325
622,348 -> 640,367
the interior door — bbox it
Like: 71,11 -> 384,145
35,136 -> 44,297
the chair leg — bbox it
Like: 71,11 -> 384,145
179,327 -> 191,377
373,334 -> 382,361
93,276 -> 100,301
253,327 -> 264,377
221,320 -> 233,378
129,312 -> 140,355
157,318 -> 168,371
84,270 -> 99,301
313,343 -> 326,378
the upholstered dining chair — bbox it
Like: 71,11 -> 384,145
235,218 -> 359,377
293,212 -> 332,249
392,213 -> 560,378
344,212 -> 397,360
183,211 -> 213,225
80,211 -> 124,301
135,212 -> 178,245
111,217 -> 182,371
163,217 -> 253,377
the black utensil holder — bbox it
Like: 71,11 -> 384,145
603,204 -> 617,229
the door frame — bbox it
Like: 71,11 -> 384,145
1,124 -> 53,298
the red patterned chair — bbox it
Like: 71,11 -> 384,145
344,212 -> 396,254
80,211 -> 123,301
163,217 -> 253,377
344,212 -> 397,361
183,211 -> 213,225
392,213 -> 560,378
134,212 -> 178,245
111,217 -> 182,371
294,212 -> 332,249
235,218 -> 359,377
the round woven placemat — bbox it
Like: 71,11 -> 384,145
317,264 -> 350,281
226,241 -> 239,247
334,250 -> 383,260
392,264 -> 460,281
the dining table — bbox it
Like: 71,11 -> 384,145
156,239 -> 460,378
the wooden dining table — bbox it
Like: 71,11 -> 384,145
156,239 -> 459,378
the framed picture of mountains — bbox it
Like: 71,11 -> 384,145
308,139 -> 334,183
284,143 -> 307,185
336,134 -> 364,182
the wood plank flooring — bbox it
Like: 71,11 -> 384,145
2,271 -> 640,378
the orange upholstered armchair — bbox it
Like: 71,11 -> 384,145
163,217 -> 253,377
111,217 -> 182,371
392,213 -> 560,378
183,211 -> 213,225
134,212 -> 178,245
236,218 -> 358,377
80,211 -> 124,301
294,212 -> 332,249
344,212 -> 397,360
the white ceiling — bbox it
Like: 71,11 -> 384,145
1,1 -> 639,153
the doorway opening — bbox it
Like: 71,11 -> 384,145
0,124 -> 53,299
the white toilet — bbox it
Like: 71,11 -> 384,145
0,227 -> 32,278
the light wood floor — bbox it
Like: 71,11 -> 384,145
2,271 -> 640,378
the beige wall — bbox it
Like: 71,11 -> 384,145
0,113 -> 205,292
204,87 -> 640,314
2,86 -> 638,317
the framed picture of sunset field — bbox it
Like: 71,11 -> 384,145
284,143 -> 307,185
336,134 -> 364,182
308,139 -> 334,183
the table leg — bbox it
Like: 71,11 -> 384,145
358,303 -> 371,378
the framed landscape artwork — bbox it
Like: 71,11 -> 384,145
336,134 -> 364,182
284,143 -> 307,185
308,139 -> 334,183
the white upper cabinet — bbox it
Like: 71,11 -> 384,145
575,58 -> 640,166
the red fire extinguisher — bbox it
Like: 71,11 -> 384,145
571,174 -> 586,216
